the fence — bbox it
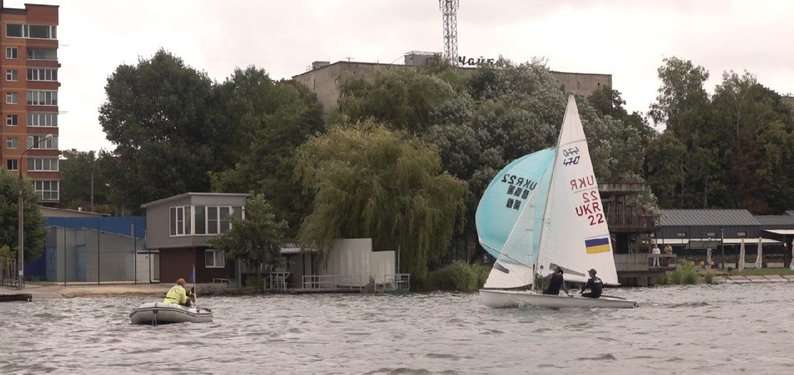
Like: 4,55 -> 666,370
1,257 -> 19,288
32,224 -> 154,284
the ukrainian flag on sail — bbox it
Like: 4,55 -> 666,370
585,236 -> 610,254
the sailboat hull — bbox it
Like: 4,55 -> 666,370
479,289 -> 638,309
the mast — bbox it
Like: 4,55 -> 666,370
535,95 -> 574,275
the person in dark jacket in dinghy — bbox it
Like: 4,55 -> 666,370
542,266 -> 569,295
163,278 -> 195,307
580,269 -> 603,298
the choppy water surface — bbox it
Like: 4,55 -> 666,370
2,284 -> 794,374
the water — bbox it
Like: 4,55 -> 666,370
2,284 -> 793,374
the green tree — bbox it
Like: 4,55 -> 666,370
0,169 -> 45,261
210,194 -> 287,278
99,49 -> 231,212
336,69 -> 458,133
59,149 -> 113,213
210,68 -> 324,235
295,122 -> 467,283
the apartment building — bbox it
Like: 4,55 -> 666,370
0,2 -> 60,204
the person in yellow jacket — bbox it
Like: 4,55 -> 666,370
163,278 -> 194,306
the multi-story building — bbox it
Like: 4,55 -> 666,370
0,2 -> 60,204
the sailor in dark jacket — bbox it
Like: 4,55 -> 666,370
542,266 -> 569,295
580,268 -> 603,298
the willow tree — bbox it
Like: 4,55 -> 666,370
295,122 -> 466,283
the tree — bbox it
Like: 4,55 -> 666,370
295,122 -> 467,283
59,149 -> 113,213
0,170 -> 45,261
99,49 -> 231,212
210,194 -> 287,280
336,69 -> 458,134
210,68 -> 324,235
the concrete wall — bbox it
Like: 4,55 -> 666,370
293,61 -> 612,115
322,238 -> 372,286
370,250 -> 396,284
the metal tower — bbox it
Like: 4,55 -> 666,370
438,0 -> 459,65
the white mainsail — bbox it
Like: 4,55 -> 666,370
536,96 -> 619,285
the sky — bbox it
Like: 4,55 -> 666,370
12,0 -> 794,152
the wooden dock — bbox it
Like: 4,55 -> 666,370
0,293 -> 32,302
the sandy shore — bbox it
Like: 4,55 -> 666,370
0,282 -> 169,299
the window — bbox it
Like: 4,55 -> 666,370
195,205 -> 206,234
27,135 -> 57,149
28,112 -> 57,127
6,159 -> 17,171
219,207 -> 231,234
7,24 -> 56,39
27,90 -> 58,106
169,206 -> 193,236
5,69 -> 16,81
26,48 -> 57,60
28,158 -> 59,171
33,180 -> 59,201
205,249 -> 225,268
6,92 -> 17,104
6,114 -> 17,126
6,24 -> 22,37
6,137 -> 16,149
26,25 -> 56,39
207,207 -> 218,234
27,68 -> 57,81
5,47 -> 17,59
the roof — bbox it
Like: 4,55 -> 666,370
141,192 -> 249,208
45,216 -> 145,238
292,60 -> 611,80
658,209 -> 760,226
754,215 -> 794,226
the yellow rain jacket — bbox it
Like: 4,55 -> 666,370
163,285 -> 187,305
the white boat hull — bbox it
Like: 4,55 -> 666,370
479,289 -> 638,309
130,302 -> 213,324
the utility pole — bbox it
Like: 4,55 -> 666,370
438,0 -> 459,65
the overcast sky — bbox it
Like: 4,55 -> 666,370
13,0 -> 794,152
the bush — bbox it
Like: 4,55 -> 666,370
426,261 -> 489,292
703,272 -> 714,284
664,261 -> 699,285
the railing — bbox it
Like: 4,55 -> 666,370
1,257 -> 19,288
615,254 -> 676,272
299,273 -> 412,292
302,274 -> 365,291
264,272 -> 290,291
383,273 -> 411,292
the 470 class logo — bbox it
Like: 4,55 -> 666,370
562,146 -> 580,166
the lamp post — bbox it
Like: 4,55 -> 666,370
17,134 -> 54,289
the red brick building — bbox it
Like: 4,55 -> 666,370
0,1 -> 60,204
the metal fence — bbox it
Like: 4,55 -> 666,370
0,256 -> 19,288
34,226 -> 156,284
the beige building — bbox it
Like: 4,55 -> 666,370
293,52 -> 612,115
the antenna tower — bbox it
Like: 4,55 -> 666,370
438,0 -> 459,65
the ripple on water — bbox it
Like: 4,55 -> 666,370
4,284 -> 794,374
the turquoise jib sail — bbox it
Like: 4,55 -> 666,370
475,148 -> 555,266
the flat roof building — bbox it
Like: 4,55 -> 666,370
293,52 -> 612,115
0,2 -> 61,204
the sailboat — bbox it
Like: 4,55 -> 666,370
477,95 -> 638,309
